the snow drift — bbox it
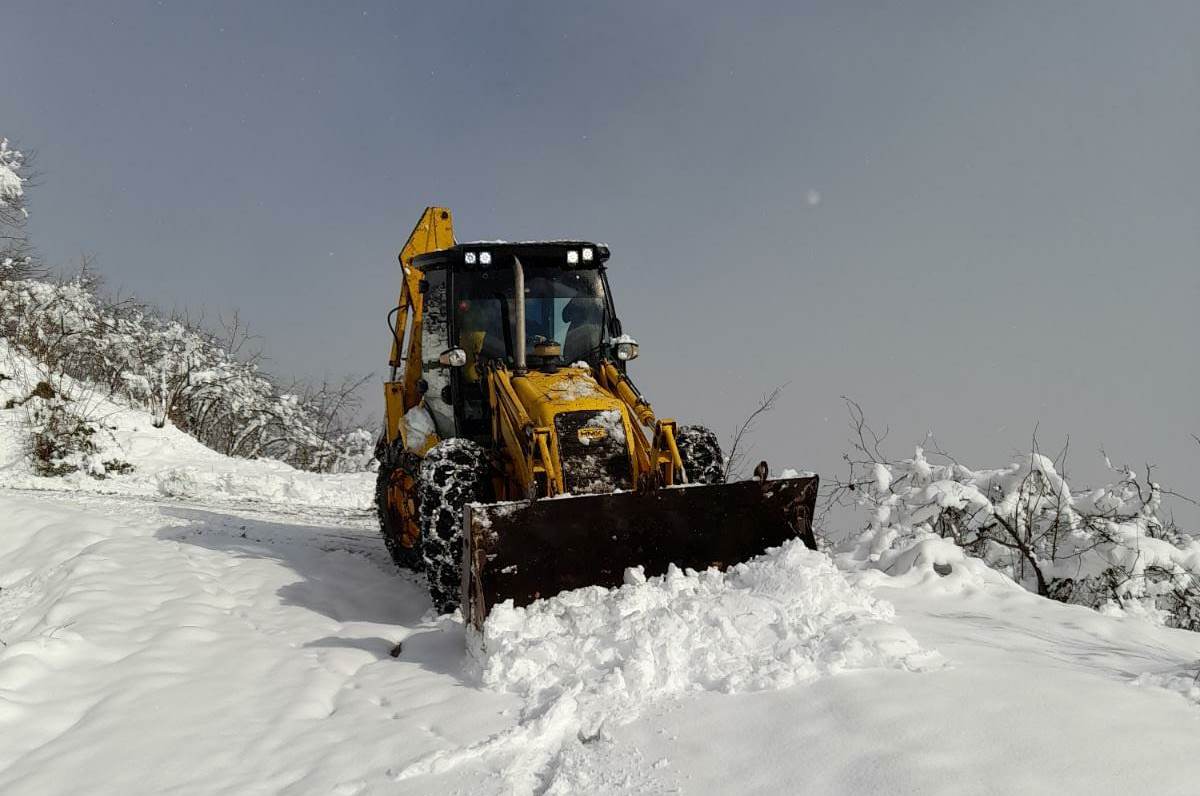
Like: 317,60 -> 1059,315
480,541 -> 938,703
400,542 -> 941,792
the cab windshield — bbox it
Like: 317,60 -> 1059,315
453,266 -> 607,374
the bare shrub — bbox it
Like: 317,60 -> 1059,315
725,384 -> 786,481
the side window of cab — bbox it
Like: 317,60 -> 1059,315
420,269 -> 455,438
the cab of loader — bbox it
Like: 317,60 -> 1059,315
411,242 -> 623,441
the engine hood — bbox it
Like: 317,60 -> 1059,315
509,366 -> 636,494
508,367 -> 627,429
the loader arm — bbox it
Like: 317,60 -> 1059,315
596,360 -> 684,485
485,364 -> 563,498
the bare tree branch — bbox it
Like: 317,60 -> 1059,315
725,383 -> 786,480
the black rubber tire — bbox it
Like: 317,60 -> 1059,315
375,439 -> 424,572
417,439 -> 493,614
676,425 -> 726,485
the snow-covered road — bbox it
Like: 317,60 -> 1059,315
0,489 -> 518,795
4,487 -> 1200,795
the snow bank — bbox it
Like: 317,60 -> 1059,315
480,541 -> 937,705
0,340 -> 372,510
399,542 -> 941,792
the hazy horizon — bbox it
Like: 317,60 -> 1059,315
4,1 -> 1198,501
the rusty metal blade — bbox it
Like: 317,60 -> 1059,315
462,475 -> 818,629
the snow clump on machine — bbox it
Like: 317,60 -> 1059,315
580,409 -> 625,446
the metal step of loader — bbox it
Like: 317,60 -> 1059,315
461,475 -> 819,630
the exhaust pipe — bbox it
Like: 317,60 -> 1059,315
513,255 -> 527,374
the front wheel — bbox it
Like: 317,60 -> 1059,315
375,439 -> 424,571
417,439 -> 494,614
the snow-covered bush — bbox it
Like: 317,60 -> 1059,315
0,138 -> 37,281
21,389 -> 132,478
0,275 -> 372,472
0,134 -> 370,474
832,402 -> 1200,630
327,427 -> 376,474
0,139 -> 22,208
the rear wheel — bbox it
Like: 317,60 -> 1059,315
676,425 -> 726,485
417,439 -> 494,614
375,439 -> 424,571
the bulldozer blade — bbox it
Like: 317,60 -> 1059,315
462,475 -> 819,630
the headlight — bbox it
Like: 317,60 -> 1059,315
615,340 -> 639,361
479,251 -> 491,265
581,247 -> 594,262
566,250 -> 580,265
464,252 -> 477,265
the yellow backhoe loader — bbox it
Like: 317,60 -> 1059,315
376,207 -> 818,628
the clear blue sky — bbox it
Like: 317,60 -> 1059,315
4,1 -> 1198,497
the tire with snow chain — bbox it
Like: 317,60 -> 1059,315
417,439 -> 494,614
676,425 -> 726,485
375,439 -> 424,572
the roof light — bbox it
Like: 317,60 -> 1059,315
581,247 -> 594,262
479,251 -> 491,265
566,250 -> 580,264
464,251 -> 477,265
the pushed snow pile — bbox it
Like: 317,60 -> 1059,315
480,541 -> 939,710
398,542 -> 941,792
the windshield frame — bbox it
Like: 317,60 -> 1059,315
448,264 -> 610,367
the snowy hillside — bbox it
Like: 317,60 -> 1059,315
0,339 -> 372,509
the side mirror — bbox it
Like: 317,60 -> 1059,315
438,348 -> 467,367
613,336 -> 639,361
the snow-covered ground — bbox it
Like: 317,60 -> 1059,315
6,486 -> 1200,795
4,354 -> 1200,794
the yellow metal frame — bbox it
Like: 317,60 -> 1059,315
380,207 -> 455,552
596,361 -> 685,487
481,361 -> 688,499
383,206 -> 455,449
